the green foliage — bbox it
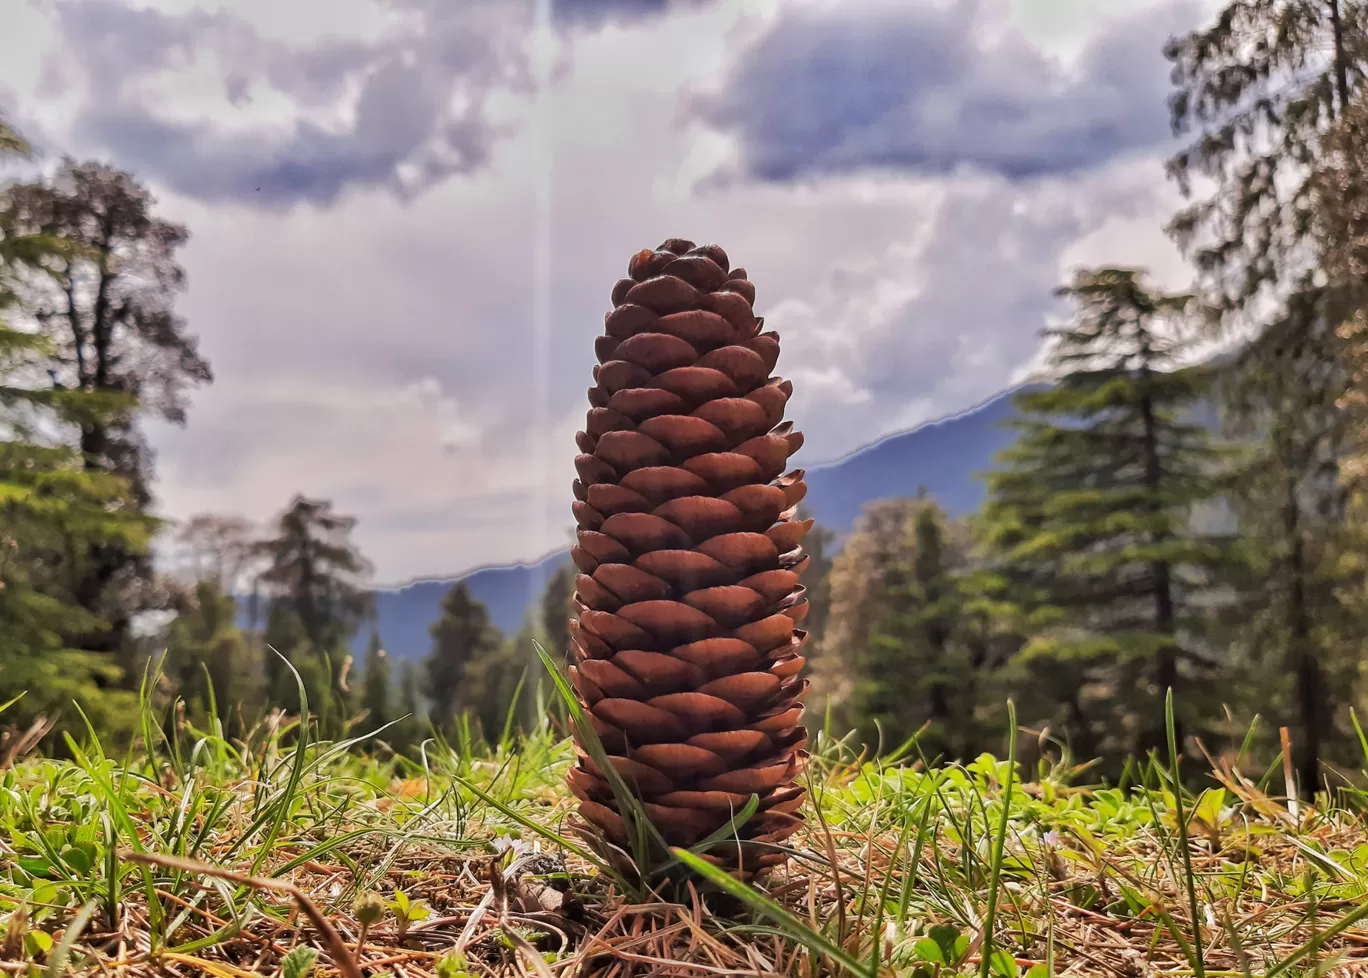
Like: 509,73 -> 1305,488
388,888 -> 430,939
538,563 -> 574,658
159,580 -> 262,736
1165,0 -> 1366,321
459,638 -> 534,743
391,660 -> 426,751
5,2 -> 1368,807
425,583 -> 505,734
853,497 -> 975,757
6,660 -> 1368,975
279,945 -> 318,978
976,268 -> 1237,765
360,629 -> 393,731
1166,0 -> 1368,791
253,495 -> 373,735
2,158 -> 211,660
0,122 -> 154,740
256,495 -> 374,655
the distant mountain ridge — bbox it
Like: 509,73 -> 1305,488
360,384 -> 1035,661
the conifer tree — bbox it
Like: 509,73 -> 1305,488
978,268 -> 1234,762
256,496 -> 373,653
360,629 -> 393,732
391,659 -> 425,752
539,563 -> 574,657
174,513 -> 257,595
0,119 -> 151,736
811,499 -> 925,727
1321,96 -> 1368,700
425,583 -> 503,732
161,580 -> 260,735
1318,90 -> 1368,481
2,160 -> 212,656
855,498 -> 972,759
458,635 -> 531,743
1165,0 -> 1368,790
255,495 -> 373,728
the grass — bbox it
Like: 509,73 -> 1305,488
5,691 -> 1368,976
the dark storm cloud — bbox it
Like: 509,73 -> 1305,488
77,59 -> 504,206
552,0 -> 714,29
42,0 -> 728,208
46,0 -> 534,206
693,0 -> 1200,183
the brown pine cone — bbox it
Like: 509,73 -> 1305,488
567,239 -> 810,879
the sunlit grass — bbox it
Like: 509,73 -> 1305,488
5,680 -> 1368,976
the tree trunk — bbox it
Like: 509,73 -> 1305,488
68,235 -> 132,656
1066,684 -> 1097,764
926,636 -> 952,759
1328,0 -> 1351,117
298,545 -> 320,651
1285,485 -> 1323,797
1138,381 -> 1181,753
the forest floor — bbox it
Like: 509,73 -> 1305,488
4,707 -> 1368,978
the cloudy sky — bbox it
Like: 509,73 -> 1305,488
0,0 -> 1213,585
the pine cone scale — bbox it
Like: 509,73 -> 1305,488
568,239 -> 810,877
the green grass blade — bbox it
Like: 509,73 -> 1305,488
248,648 -> 312,876
1167,688 -> 1205,978
533,640 -> 667,875
452,773 -> 608,874
670,847 -> 874,978
978,699 -> 1017,978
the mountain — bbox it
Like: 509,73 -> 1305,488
359,385 -> 1033,661
362,550 -> 572,665
800,385 -> 1033,536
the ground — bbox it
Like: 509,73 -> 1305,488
3,709 -> 1368,977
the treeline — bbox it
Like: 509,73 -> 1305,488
156,500 -> 569,754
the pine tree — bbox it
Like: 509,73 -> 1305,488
173,514 -> 257,595
2,160 -> 212,657
360,629 -> 393,732
458,635 -> 532,744
391,659 -> 425,752
1165,0 -> 1368,791
161,580 -> 261,735
1318,89 -> 1368,480
256,496 -> 373,653
426,583 -> 503,732
1166,0 -> 1366,320
855,497 -> 973,759
539,562 -> 575,657
810,499 -> 922,730
254,495 -> 373,728
1323,95 -> 1368,694
978,268 -> 1235,764
1,119 -> 151,737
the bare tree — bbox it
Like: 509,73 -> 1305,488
172,513 -> 259,594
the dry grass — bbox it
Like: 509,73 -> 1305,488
4,693 -> 1368,977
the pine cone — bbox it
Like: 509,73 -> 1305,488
567,238 -> 810,879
